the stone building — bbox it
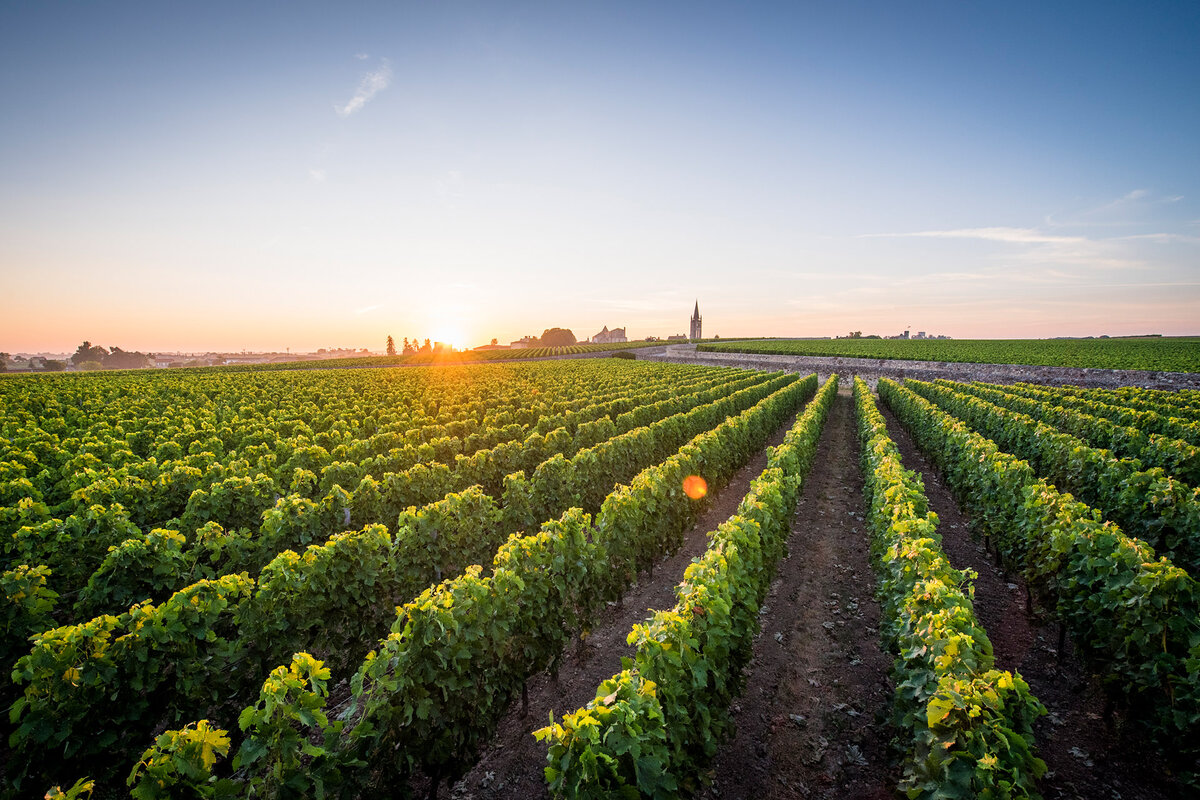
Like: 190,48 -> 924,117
592,326 -> 627,344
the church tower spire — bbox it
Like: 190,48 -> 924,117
689,300 -> 702,340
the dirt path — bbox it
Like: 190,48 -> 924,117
447,407 -> 806,799
878,400 -> 1186,800
697,388 -> 896,800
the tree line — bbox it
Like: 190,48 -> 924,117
385,328 -> 578,355
71,342 -> 154,370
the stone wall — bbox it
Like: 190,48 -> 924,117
639,346 -> 1200,391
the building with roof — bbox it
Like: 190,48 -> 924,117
591,325 -> 627,344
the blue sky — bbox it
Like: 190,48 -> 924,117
2,1 -> 1198,352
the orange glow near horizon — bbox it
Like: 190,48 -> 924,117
683,475 -> 708,500
424,303 -> 473,352
431,328 -> 470,351
4,297 -> 1200,356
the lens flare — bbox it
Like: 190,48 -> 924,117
683,475 -> 708,500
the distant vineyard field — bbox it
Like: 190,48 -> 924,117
700,336 -> 1200,373
226,340 -> 670,371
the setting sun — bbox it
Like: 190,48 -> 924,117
426,304 -> 473,351
430,326 -> 469,351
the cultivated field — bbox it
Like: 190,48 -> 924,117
225,340 -> 672,372
2,358 -> 1197,799
699,336 -> 1200,373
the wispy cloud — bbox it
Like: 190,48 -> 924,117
599,290 -> 692,314
744,268 -> 832,280
1073,188 -> 1151,220
857,222 -> 1199,272
308,168 -> 326,184
1112,232 -> 1200,244
601,298 -> 680,312
1084,282 -> 1200,289
1045,188 -> 1185,228
861,227 -> 1084,244
434,170 -> 466,204
336,58 -> 392,117
354,305 -> 379,315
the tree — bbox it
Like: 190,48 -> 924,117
386,335 -> 396,356
848,331 -> 863,339
403,338 -> 415,355
420,339 -> 432,354
539,328 -> 576,347
102,347 -> 152,369
42,360 -> 67,372
490,338 -> 498,346
72,341 -> 108,365
0,352 -> 8,373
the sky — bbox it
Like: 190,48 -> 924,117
2,1 -> 1198,353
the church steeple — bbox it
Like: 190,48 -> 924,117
689,300 -> 702,340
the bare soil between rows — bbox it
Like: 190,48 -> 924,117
447,388 -> 900,800
443,404 -> 807,799
437,385 -> 1191,800
696,387 -> 896,800
878,398 -> 1188,800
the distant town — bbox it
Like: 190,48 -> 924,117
4,308 -> 1066,376
1,303 -> 721,372
0,334 -> 707,372
0,338 -> 683,372
837,329 -> 951,340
